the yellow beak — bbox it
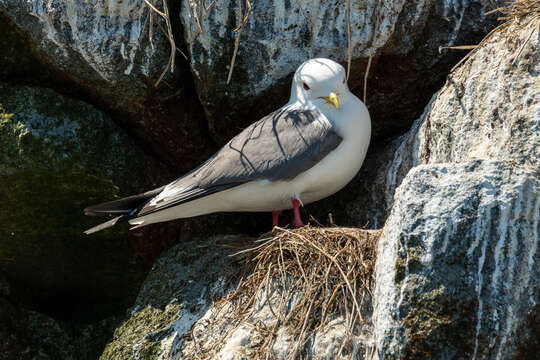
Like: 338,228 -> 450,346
321,92 -> 340,110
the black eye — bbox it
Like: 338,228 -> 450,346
303,82 -> 310,90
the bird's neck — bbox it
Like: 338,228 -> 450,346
328,93 -> 371,140
285,93 -> 371,140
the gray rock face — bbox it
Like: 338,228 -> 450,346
99,235 -> 238,360
99,229 -> 380,359
399,17 -> 540,170
0,1 -> 215,170
181,0 -> 499,143
0,1 -> 537,358
349,16 -> 540,228
0,84 -> 160,320
373,160 -> 540,359
0,0 -> 169,113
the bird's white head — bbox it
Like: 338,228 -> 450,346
289,58 -> 370,138
289,58 -> 349,111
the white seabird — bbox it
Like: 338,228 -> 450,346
84,58 -> 371,234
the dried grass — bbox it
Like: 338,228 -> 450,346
449,0 -> 540,72
195,226 -> 380,359
346,0 -> 352,80
143,0 -> 188,87
496,0 -> 540,20
227,0 -> 251,85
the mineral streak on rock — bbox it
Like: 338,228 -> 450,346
0,0 -> 168,112
349,16 -> 540,228
0,0 -> 215,171
181,0 -> 498,143
374,161 -> 540,359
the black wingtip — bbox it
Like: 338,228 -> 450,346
83,207 -> 127,217
83,186 -> 165,217
84,215 -> 124,235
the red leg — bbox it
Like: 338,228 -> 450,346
291,198 -> 304,228
272,211 -> 280,227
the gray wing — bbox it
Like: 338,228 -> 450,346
138,108 -> 342,215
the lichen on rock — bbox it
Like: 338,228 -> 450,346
374,160 -> 540,358
99,235 -> 238,360
100,228 -> 381,359
0,84 -> 152,320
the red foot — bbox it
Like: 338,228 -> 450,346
291,198 -> 304,228
272,211 -> 280,227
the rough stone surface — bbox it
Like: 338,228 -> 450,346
0,84 -> 160,320
180,287 -> 372,360
373,160 -> 540,359
0,1 -> 214,170
399,17 -> 540,169
181,0 -> 499,143
0,0 -> 169,113
0,273 -> 122,360
100,231 -> 378,359
347,16 -> 540,229
99,235 -> 239,360
0,14 -> 53,84
0,1 -> 538,358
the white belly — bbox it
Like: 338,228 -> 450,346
131,94 -> 371,228
130,137 -> 370,227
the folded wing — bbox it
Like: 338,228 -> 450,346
138,107 -> 342,216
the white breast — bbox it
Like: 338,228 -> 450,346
130,95 -> 371,227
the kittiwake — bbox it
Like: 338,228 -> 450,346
84,58 -> 371,234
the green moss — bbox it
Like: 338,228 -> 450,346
400,285 -> 477,358
0,85 -> 142,188
395,235 -> 424,284
391,229 -> 478,358
0,85 -> 148,320
100,304 -> 183,360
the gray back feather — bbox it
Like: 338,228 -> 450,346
139,108 -> 342,215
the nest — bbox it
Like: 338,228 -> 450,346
190,226 -> 380,359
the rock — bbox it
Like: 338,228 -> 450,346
397,16 -> 540,169
346,15 -> 540,228
0,272 -> 120,360
0,1 -> 214,170
99,235 -> 238,360
0,14 -> 53,84
1,298 -> 122,360
181,0 -> 499,144
0,0 -> 169,113
373,160 -> 540,358
0,84 -> 162,320
181,289 -> 372,360
101,229 -> 380,359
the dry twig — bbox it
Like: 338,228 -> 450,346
449,0 -> 540,72
346,0 -> 352,80
363,56 -> 372,104
210,226 -> 381,359
143,0 -> 186,87
227,0 -> 251,84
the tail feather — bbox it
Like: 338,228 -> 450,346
84,215 -> 126,235
83,186 -> 164,234
84,186 -> 164,216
